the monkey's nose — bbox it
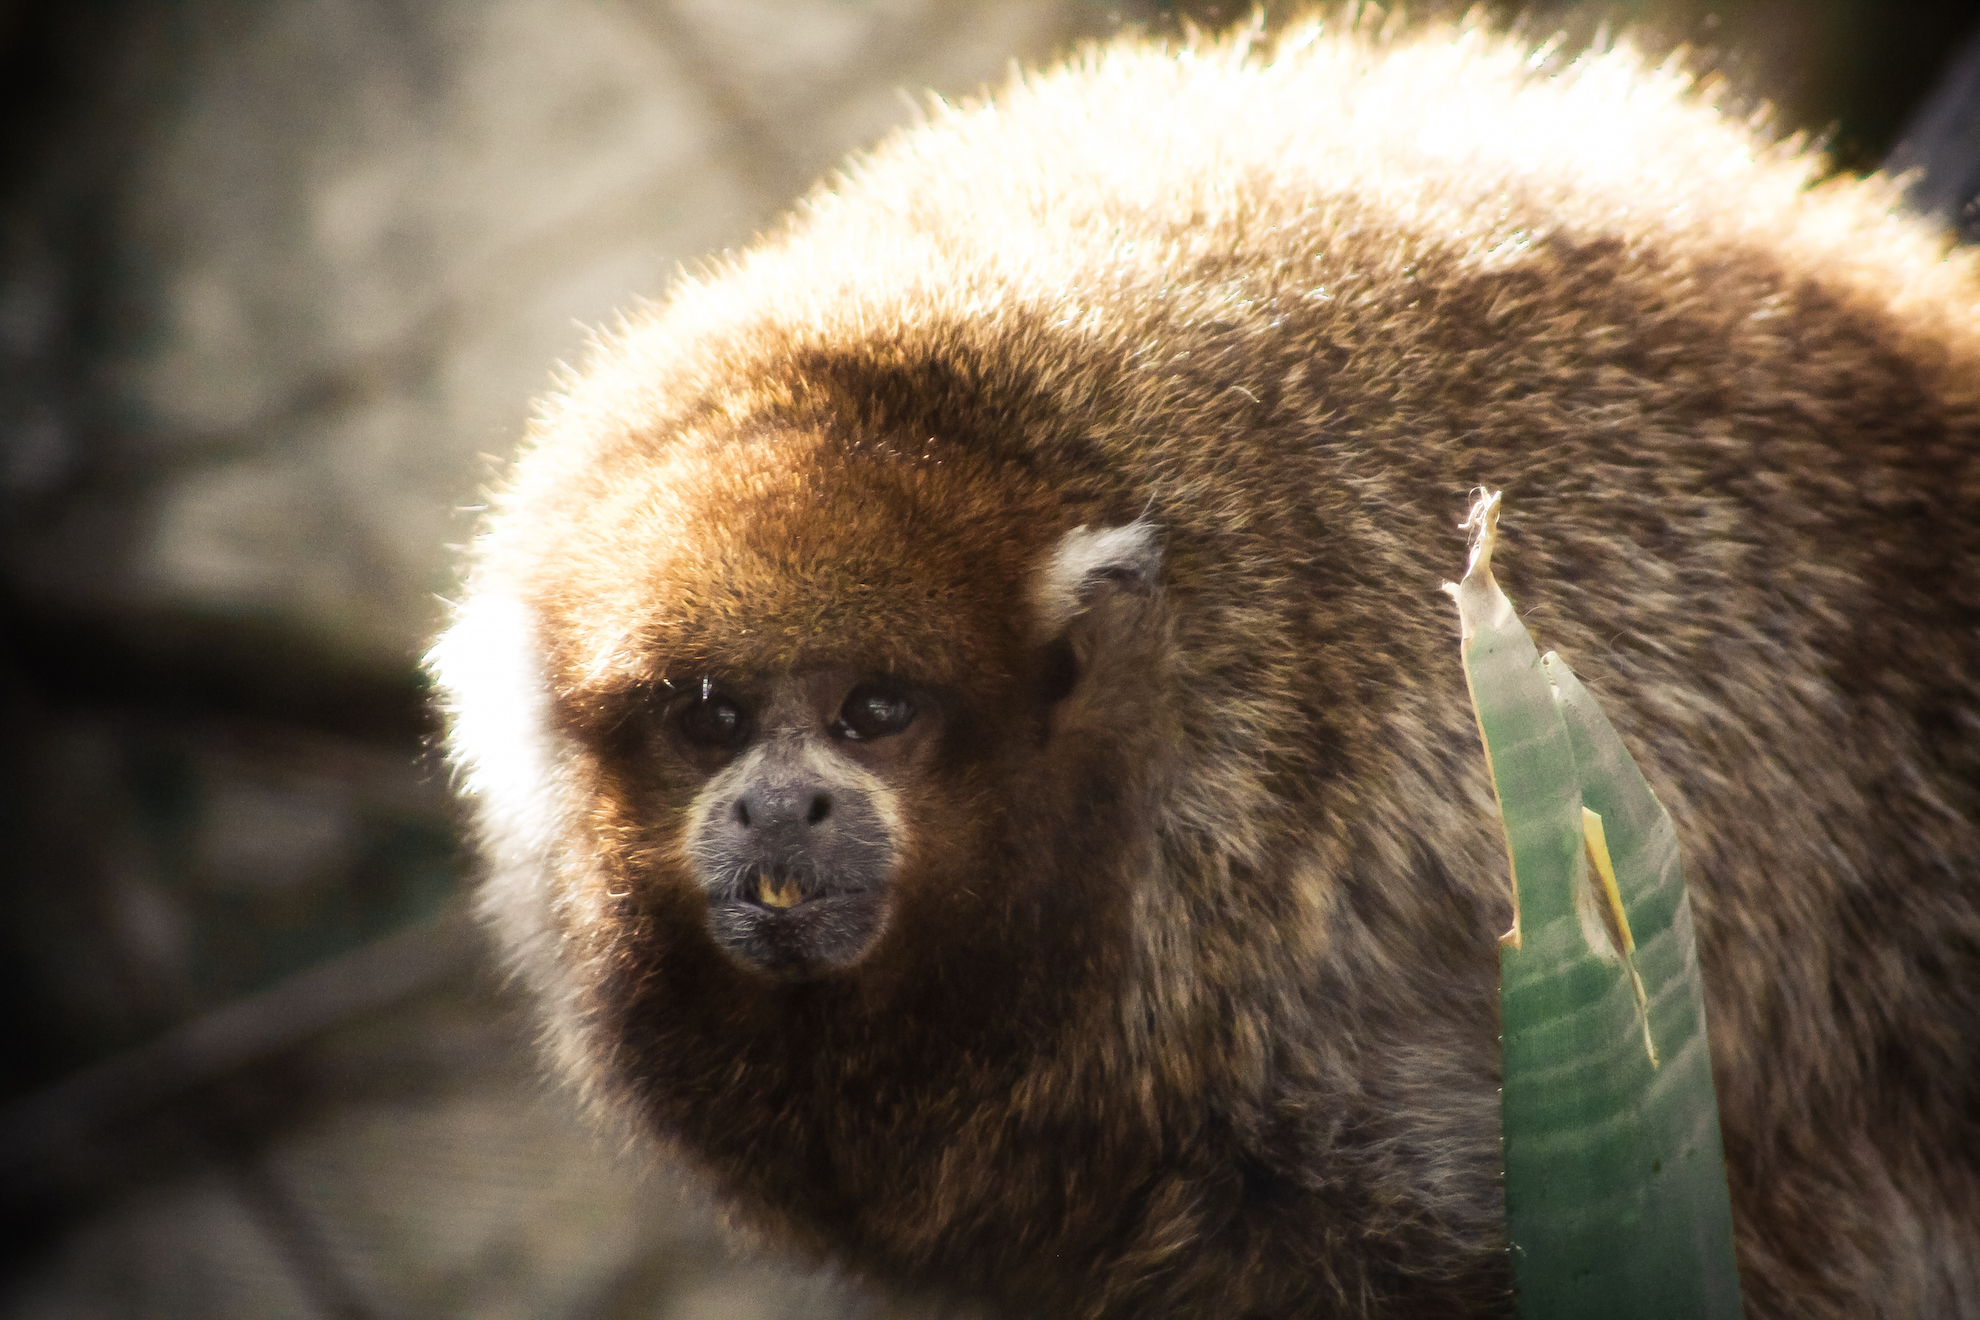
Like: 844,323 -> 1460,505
732,784 -> 832,832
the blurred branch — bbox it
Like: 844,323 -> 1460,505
0,905 -> 483,1202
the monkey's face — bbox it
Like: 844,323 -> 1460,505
665,666 -> 937,974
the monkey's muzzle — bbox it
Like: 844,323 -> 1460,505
704,865 -> 891,977
690,766 -> 898,976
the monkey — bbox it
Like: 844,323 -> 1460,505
426,11 -> 1980,1318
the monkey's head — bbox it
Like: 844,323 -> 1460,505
438,369 -> 1172,999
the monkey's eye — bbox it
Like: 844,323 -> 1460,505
677,690 -> 750,750
833,684 -> 916,741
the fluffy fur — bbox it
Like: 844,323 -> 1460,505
430,12 -> 1980,1318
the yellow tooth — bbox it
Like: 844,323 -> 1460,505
756,875 -> 803,908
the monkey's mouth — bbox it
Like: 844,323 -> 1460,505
706,869 -> 888,976
752,872 -> 806,909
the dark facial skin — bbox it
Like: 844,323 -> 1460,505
668,667 -> 943,976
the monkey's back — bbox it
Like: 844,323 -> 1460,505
457,16 -> 1980,1318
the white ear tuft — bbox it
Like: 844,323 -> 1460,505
1030,521 -> 1162,636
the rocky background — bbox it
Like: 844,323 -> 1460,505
1,1 -> 1974,1316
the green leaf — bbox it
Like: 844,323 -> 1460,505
1446,491 -> 1742,1319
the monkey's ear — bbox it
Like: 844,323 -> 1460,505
1030,521 -> 1163,638
1030,523 -> 1164,709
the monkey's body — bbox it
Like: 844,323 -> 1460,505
431,17 -> 1980,1318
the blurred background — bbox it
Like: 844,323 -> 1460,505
0,1 -> 1974,1316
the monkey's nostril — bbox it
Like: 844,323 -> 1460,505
734,799 -> 751,828
807,793 -> 832,824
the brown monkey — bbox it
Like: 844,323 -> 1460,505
428,12 -> 1980,1318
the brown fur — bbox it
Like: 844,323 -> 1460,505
430,13 -> 1980,1318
